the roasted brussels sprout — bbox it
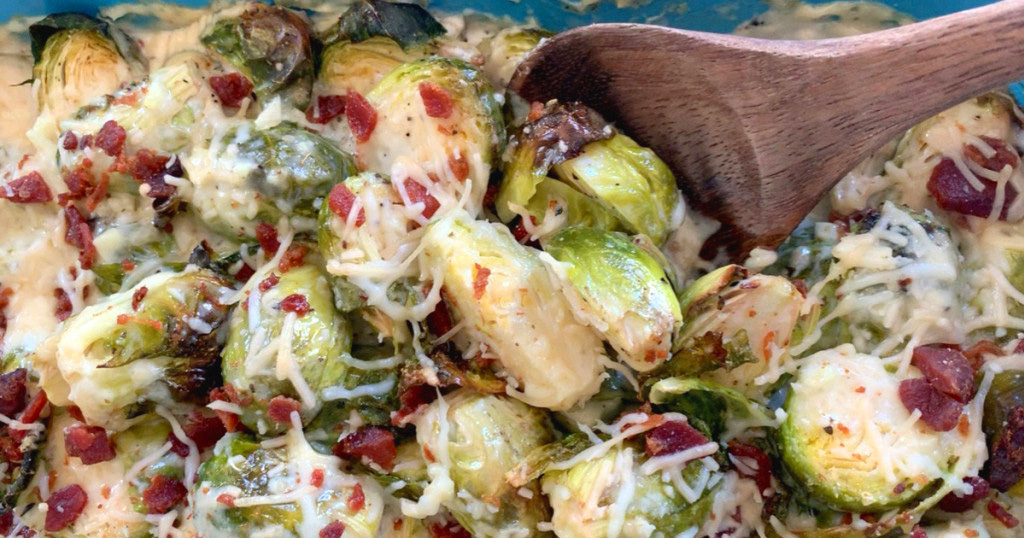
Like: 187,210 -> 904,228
411,390 -> 553,534
318,37 -> 433,97
189,122 -> 358,238
420,211 -> 606,410
222,261 -> 352,435
983,369 -> 1024,491
478,27 -> 552,90
193,432 -> 384,537
780,344 -> 976,512
544,227 -> 681,372
496,102 -> 681,243
359,57 -> 504,214
47,270 -> 232,430
331,0 -> 446,50
29,13 -> 145,118
201,4 -> 314,108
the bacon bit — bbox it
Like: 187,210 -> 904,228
235,263 -> 255,283
259,274 -> 280,292
278,245 -> 309,274
255,222 -> 280,255
988,500 -> 1020,528
320,521 -> 346,538
66,405 -> 85,422
347,483 -> 366,512
964,340 -> 1004,372
328,183 -> 365,226
306,95 -> 347,124
267,395 -> 303,424
64,424 -> 116,465
61,167 -> 93,202
85,172 -> 110,212
95,121 -> 127,156
426,300 -> 454,338
937,476 -> 989,512
419,82 -> 454,119
45,485 -> 87,532
332,426 -> 397,471
132,286 -> 148,310
216,493 -> 236,507
127,149 -> 176,199
279,293 -> 311,317
142,475 -> 187,514
989,406 -> 1024,490
121,258 -> 136,272
728,442 -> 772,495
10,390 -> 48,444
392,384 -> 437,426
346,91 -> 377,143
1,172 -> 53,204
472,264 -> 491,300
209,73 -> 253,108
792,278 -> 808,297
912,345 -> 975,403
836,423 -> 850,435
928,158 -> 1018,220
428,519 -> 472,538
63,205 -> 96,269
81,134 -> 93,149
115,314 -> 163,331
0,369 -> 27,417
61,132 -> 79,151
402,178 -> 440,219
965,136 -> 1019,171
54,288 -> 73,321
898,378 -> 964,432
393,518 -> 404,531
169,410 -> 227,456
645,420 -> 710,457
448,154 -> 469,182
310,468 -> 325,488
527,101 -> 545,122
909,525 -> 927,538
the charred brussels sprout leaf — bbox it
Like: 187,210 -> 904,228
51,270 -> 233,430
202,4 -> 314,108
334,0 -> 446,50
545,227 -> 681,372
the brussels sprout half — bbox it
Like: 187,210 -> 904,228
318,37 -> 434,97
331,0 -> 447,50
52,270 -> 233,430
478,26 -> 553,90
780,345 -> 970,513
413,390 -> 553,535
359,57 -> 505,214
420,211 -> 606,410
544,226 -> 681,372
201,4 -> 314,108
222,261 -> 352,435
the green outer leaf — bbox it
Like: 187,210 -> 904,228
29,12 -> 145,70
335,0 -> 446,49
648,377 -> 771,439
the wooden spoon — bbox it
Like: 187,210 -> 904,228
509,0 -> 1024,260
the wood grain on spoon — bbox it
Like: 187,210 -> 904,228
509,0 -> 1024,259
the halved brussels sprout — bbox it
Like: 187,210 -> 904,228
193,432 -> 384,537
50,270 -> 232,430
478,26 -> 552,90
541,441 -> 719,537
188,122 -> 358,239
412,389 -> 553,534
318,37 -> 434,97
331,0 -> 447,50
780,344 -> 972,512
420,211 -> 606,410
201,4 -> 314,108
359,57 -> 504,214
222,261 -> 352,435
496,102 -> 681,243
29,13 -> 145,118
544,226 -> 681,372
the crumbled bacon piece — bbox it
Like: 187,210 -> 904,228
988,500 -> 1020,528
346,91 -> 377,142
267,396 -> 302,424
169,410 -> 227,456
63,205 -> 96,269
61,167 -> 93,202
310,468 -> 325,488
426,300 -> 454,338
132,286 -> 148,311
255,222 -> 280,255
54,288 -> 73,321
472,264 -> 491,300
419,82 -> 454,119
392,384 -> 437,426
898,377 -> 963,432
279,294 -> 310,316
347,483 -> 366,512
928,158 -> 1018,220
645,420 -> 710,457
1,172 -> 52,204
306,95 -> 347,124
278,245 -> 308,274
938,476 -> 990,512
235,263 -> 255,283
332,426 -> 397,471
216,493 -> 235,507
964,136 -> 1019,172
61,132 -> 79,151
209,73 -> 253,108
95,121 -> 126,156
728,441 -> 772,496
909,525 -> 927,538
0,369 -> 28,417
258,274 -> 280,292
989,406 -> 1024,491
11,391 -> 47,444
45,485 -> 87,532
964,340 -> 1004,372
208,386 -> 245,433
328,183 -> 365,226
402,178 -> 440,219
142,475 -> 187,514
64,424 -> 116,465
428,519 -> 472,538
320,521 -> 346,538
448,154 -> 469,182
127,149 -> 176,199
911,345 -> 975,403
85,172 -> 109,212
